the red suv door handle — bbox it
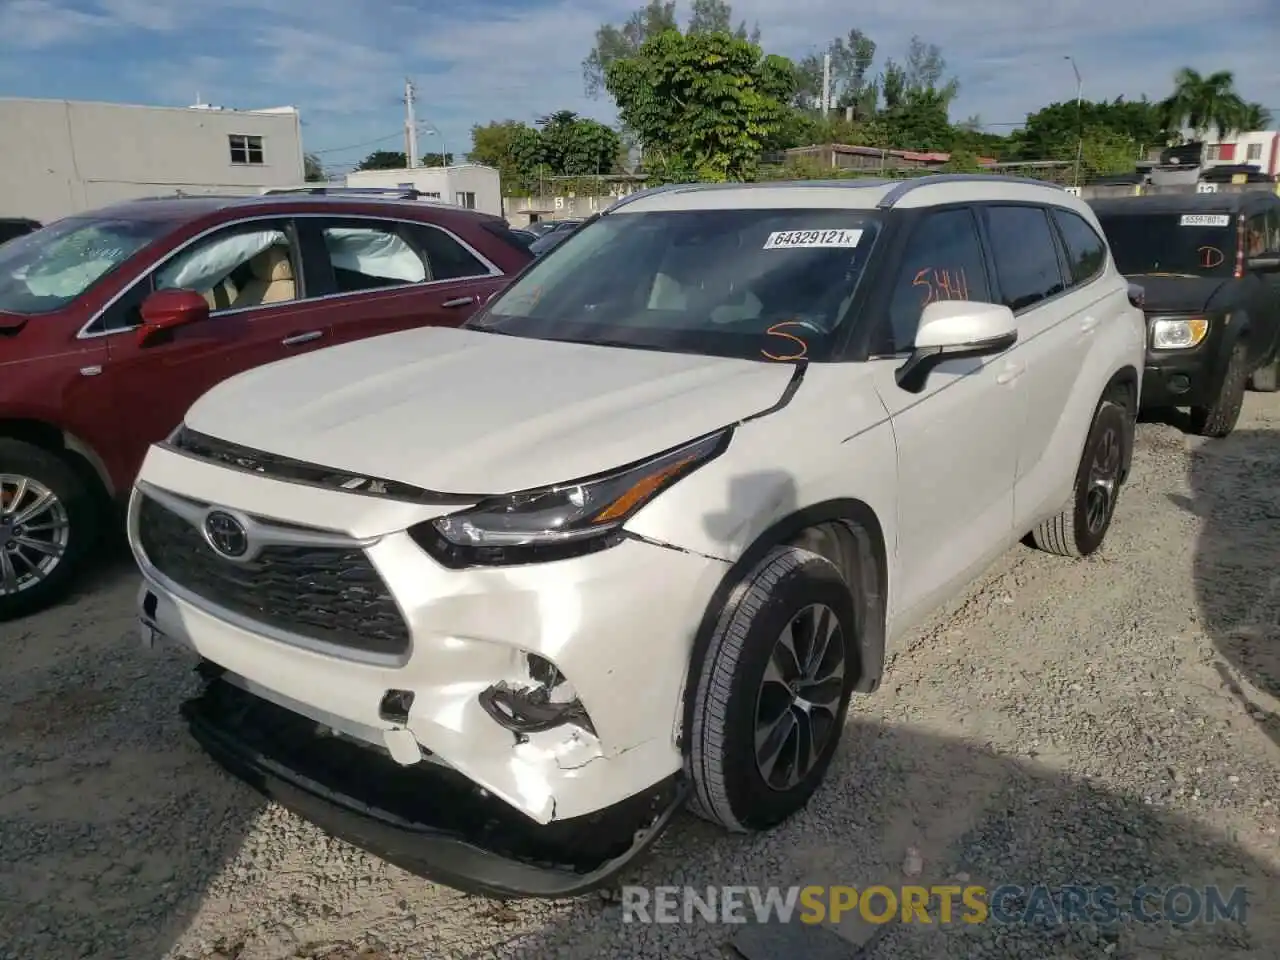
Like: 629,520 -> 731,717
441,296 -> 476,309
281,330 -> 324,346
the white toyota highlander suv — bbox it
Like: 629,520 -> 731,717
129,174 -> 1146,897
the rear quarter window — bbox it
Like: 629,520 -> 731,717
1051,209 -> 1107,285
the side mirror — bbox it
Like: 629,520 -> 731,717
895,300 -> 1018,394
137,288 -> 210,347
1246,255 -> 1280,272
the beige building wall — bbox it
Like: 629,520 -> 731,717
0,98 -> 306,222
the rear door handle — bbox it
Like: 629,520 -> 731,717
995,361 -> 1025,385
441,296 -> 476,309
1081,315 -> 1100,332
281,330 -> 324,346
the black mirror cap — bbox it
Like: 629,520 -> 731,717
894,330 -> 1018,394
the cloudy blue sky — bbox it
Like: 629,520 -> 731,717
1,0 -> 1277,173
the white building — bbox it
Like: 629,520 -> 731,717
344,164 -> 503,217
0,97 -> 306,223
1198,129 -> 1280,177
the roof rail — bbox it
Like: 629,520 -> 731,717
602,181 -> 699,213
261,185 -> 436,200
876,173 -> 1063,210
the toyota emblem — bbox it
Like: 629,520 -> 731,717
204,510 -> 249,559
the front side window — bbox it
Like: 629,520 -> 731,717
0,217 -> 170,315
155,224 -> 297,312
1244,212 -> 1273,257
884,208 -> 990,353
1095,211 -> 1237,278
984,205 -> 1067,312
1052,209 -> 1107,286
472,208 -> 882,362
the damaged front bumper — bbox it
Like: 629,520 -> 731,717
184,672 -> 687,898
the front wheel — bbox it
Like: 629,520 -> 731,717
1030,397 -> 1128,558
0,440 -> 100,621
1190,343 -> 1248,437
686,546 -> 860,833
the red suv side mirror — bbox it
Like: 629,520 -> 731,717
138,288 -> 210,346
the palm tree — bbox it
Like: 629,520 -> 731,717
1240,101 -> 1273,132
1158,68 -> 1247,141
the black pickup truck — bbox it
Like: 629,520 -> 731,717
1090,191 -> 1280,437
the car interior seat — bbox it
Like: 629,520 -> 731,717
202,276 -> 239,311
231,246 -> 296,308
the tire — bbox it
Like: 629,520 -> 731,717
1189,343 -> 1248,438
0,440 -> 101,621
1030,397 -> 1127,558
1249,355 -> 1278,393
686,545 -> 860,833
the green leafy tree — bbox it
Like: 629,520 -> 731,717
880,88 -> 954,152
1079,127 -> 1140,177
1158,68 -> 1247,140
357,149 -> 408,170
793,29 -> 877,116
583,1 -> 760,98
1241,101 -> 1273,131
1012,98 -> 1166,162
533,111 -> 623,176
607,29 -> 795,181
303,152 -> 325,182
419,152 -> 453,167
468,120 -> 539,192
582,0 -> 678,98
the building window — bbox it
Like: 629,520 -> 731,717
1247,142 -> 1263,162
229,134 -> 264,165
455,191 -> 476,209
1204,144 -> 1221,161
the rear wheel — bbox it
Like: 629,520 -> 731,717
1190,343 -> 1248,438
1030,397 -> 1127,558
0,440 -> 100,621
686,546 -> 860,832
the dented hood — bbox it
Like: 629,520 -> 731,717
184,326 -> 797,495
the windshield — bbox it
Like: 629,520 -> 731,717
1095,212 -> 1238,278
470,208 -> 881,362
0,216 -> 170,314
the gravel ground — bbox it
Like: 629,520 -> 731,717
1,394 -> 1278,960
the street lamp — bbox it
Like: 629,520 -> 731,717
1064,56 -> 1083,188
419,123 -> 449,167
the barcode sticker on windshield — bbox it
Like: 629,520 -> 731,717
1180,215 -> 1230,227
763,229 -> 863,249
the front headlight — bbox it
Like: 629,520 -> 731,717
1151,316 -> 1209,350
411,429 -> 731,567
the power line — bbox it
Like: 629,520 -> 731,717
311,131 -> 404,155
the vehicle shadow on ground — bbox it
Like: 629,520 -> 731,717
1174,427 -> 1280,748
0,558 -> 265,959
458,719 -> 1275,960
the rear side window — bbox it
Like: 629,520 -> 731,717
1052,209 -> 1107,285
983,206 -> 1066,312
884,208 -> 990,353
411,225 -> 491,280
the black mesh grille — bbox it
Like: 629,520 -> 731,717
137,495 -> 410,658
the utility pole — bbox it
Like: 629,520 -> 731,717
1064,56 -> 1083,188
821,53 -> 831,119
404,77 -> 418,168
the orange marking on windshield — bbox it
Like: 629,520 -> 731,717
1197,246 -> 1224,269
761,321 -> 810,361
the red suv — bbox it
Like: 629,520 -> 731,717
0,193 -> 533,619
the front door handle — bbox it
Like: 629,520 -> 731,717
1080,315 -> 1100,332
995,361 -> 1025,385
441,296 -> 476,309
281,330 -> 324,346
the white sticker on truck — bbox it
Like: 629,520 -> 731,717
763,229 -> 863,249
1180,214 -> 1230,227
